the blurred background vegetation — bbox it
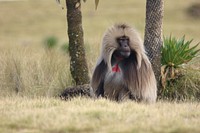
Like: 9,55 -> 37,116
0,0 -> 199,98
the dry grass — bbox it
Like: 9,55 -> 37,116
0,1 -> 200,132
0,47 -> 72,97
0,97 -> 200,133
0,0 -> 199,96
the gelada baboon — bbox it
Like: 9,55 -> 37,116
90,23 -> 157,103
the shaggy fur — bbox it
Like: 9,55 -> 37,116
60,84 -> 90,100
90,24 -> 157,103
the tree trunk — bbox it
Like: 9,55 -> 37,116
66,0 -> 90,85
144,0 -> 164,94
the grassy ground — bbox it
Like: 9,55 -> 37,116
0,97 -> 200,133
0,0 -> 199,96
0,0 -> 200,132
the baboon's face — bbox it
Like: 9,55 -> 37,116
114,36 -> 131,59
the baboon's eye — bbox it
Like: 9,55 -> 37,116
117,36 -> 129,47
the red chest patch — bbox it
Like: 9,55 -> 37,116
112,64 -> 120,72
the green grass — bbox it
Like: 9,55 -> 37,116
0,0 -> 200,132
0,97 -> 200,133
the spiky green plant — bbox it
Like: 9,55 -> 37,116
161,36 -> 199,68
160,35 -> 200,100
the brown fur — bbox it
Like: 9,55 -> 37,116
90,24 -> 157,103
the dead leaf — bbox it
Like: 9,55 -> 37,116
161,65 -> 167,88
56,0 -> 60,4
95,0 -> 99,10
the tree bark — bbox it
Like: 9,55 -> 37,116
66,0 -> 90,85
144,0 -> 164,94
